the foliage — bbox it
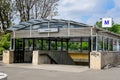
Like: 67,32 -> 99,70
95,21 -> 102,28
69,42 -> 79,50
34,0 -> 59,19
13,0 -> 59,22
0,0 -> 59,30
14,0 -> 37,22
0,33 -> 10,55
95,21 -> 120,34
109,24 -> 120,34
0,47 -> 5,55
82,42 -> 89,50
0,0 -> 12,31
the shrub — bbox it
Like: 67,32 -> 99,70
0,47 -> 5,55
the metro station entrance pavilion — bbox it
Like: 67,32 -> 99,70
7,19 -> 120,66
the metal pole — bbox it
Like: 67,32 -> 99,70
61,38 -> 63,51
41,39 -> 43,50
48,38 -> 51,50
90,28 -> 93,51
48,20 -> 50,37
67,20 -> 70,36
107,38 -> 109,51
66,39 -> 69,51
30,25 -> 32,37
55,39 -> 57,50
13,30 -> 15,50
102,37 -> 104,51
117,39 -> 119,51
96,33 -> 98,51
80,37 -> 82,52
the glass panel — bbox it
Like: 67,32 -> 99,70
104,38 -> 108,51
63,42 -> 67,51
57,41 -> 61,50
50,41 -> 56,50
43,40 -> 47,50
82,42 -> 89,51
119,40 -> 120,51
50,22 -> 67,28
34,39 -> 41,50
15,38 -> 23,50
24,39 -> 33,63
70,24 -> 81,28
109,39 -> 113,51
32,25 -> 40,30
68,42 -> 80,51
24,27 -> 30,30
24,39 -> 33,51
40,23 -> 48,29
113,40 -> 117,51
98,36 -> 103,51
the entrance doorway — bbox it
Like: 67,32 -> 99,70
14,38 -> 24,63
13,37 -> 91,66
14,38 -> 33,63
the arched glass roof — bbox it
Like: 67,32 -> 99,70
7,19 -> 91,31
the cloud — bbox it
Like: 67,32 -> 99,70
55,0 -> 119,25
114,0 -> 120,7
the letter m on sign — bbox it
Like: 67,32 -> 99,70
104,20 -> 109,25
102,18 -> 112,28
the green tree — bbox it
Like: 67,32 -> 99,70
95,21 -> 120,34
95,21 -> 102,28
0,0 -> 12,31
110,24 -> 120,34
0,33 -> 10,55
14,0 -> 59,22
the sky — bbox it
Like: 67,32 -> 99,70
55,0 -> 120,25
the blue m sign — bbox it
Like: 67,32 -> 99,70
104,20 -> 109,25
102,18 -> 112,28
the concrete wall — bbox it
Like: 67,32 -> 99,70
32,51 -> 51,65
90,51 -> 120,70
2,50 -> 14,64
11,28 -> 91,38
101,52 -> 120,68
69,52 -> 88,62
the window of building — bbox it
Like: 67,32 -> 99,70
32,25 -> 40,30
24,39 -> 33,51
68,42 -> 80,51
70,24 -> 81,28
119,40 -> 120,51
50,41 -> 56,50
24,27 -> 30,30
98,36 -> 103,51
43,40 -> 48,50
93,37 -> 96,51
40,23 -> 49,29
15,38 -> 24,50
104,38 -> 108,51
34,39 -> 41,50
50,22 -> 67,28
113,39 -> 117,51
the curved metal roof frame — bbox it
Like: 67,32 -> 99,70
7,19 -> 91,31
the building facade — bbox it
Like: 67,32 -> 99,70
7,19 -> 120,66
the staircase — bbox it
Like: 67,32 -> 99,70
39,51 -> 75,65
